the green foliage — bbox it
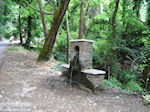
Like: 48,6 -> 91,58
7,45 -> 25,51
53,28 -> 78,62
53,51 -> 67,62
52,64 -> 62,71
117,70 -> 136,84
104,77 -> 122,89
87,14 -> 109,39
8,47 -> 19,51
93,39 -> 112,68
104,77 -> 144,94
124,81 -> 144,94
55,29 -> 68,53
0,0 -> 18,38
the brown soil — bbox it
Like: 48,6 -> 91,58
0,47 -> 149,112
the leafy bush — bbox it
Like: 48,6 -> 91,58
104,77 -> 144,94
93,39 -> 112,68
116,70 -> 137,85
104,77 -> 122,89
52,51 -> 67,62
53,29 -> 78,62
124,81 -> 144,94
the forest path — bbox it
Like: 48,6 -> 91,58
0,41 -> 13,69
0,47 -> 149,112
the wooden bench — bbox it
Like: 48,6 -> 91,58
61,64 -> 106,87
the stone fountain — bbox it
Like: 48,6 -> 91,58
61,39 -> 106,90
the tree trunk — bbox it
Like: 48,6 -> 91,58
25,15 -> 32,46
142,65 -> 150,89
146,0 -> 150,27
78,0 -> 85,39
3,1 -> 7,17
66,12 -> 70,63
142,58 -> 150,89
38,0 -> 70,61
19,5 -> 23,44
111,0 -> 120,39
122,0 -> 126,26
143,0 -> 150,90
83,3 -> 89,37
122,0 -> 126,39
109,0 -> 120,77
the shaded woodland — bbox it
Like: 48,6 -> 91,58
0,0 -> 150,93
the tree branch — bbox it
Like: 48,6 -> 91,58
24,0 -> 54,15
38,0 -> 48,38
128,12 -> 150,29
46,0 -> 56,10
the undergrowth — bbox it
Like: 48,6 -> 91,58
104,77 -> 146,94
7,45 -> 25,51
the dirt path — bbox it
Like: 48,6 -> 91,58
0,41 -> 10,68
0,41 -> 15,69
0,47 -> 149,112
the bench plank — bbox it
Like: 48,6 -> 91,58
61,64 -> 106,75
82,69 -> 106,75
